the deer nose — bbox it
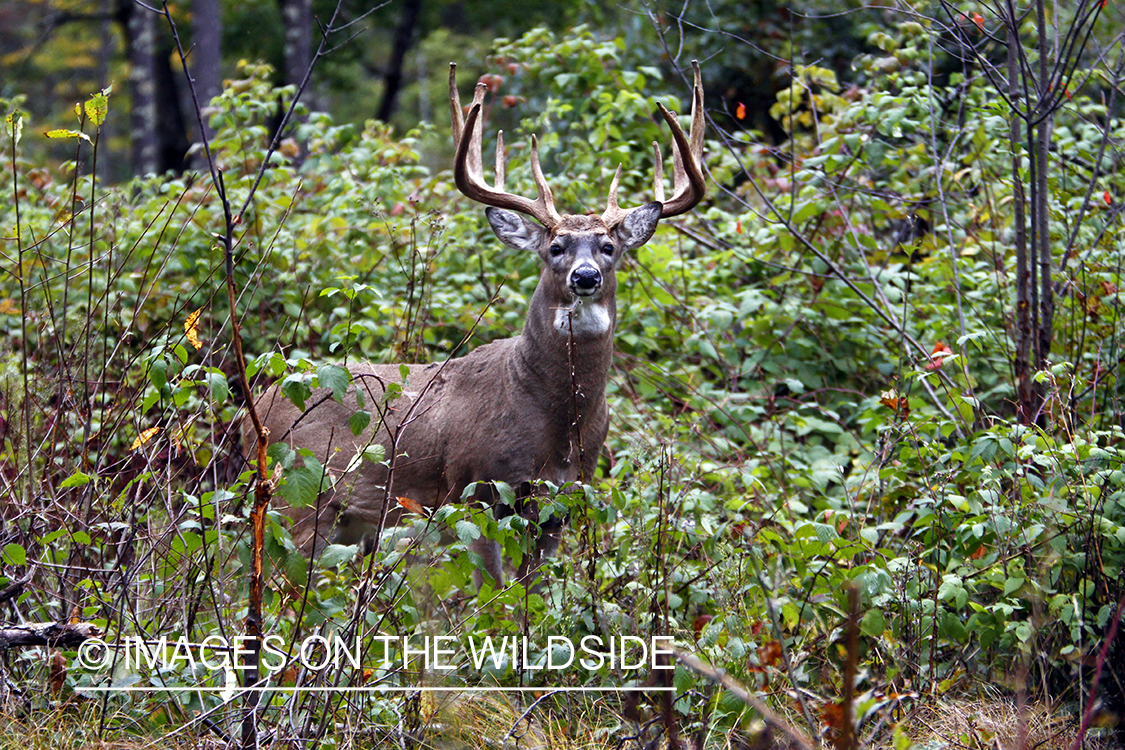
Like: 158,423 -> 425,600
570,265 -> 602,295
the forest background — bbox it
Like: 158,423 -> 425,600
1,0 -> 1124,748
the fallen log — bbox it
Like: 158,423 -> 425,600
0,622 -> 101,649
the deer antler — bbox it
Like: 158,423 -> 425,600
602,60 -> 706,227
449,63 -> 562,229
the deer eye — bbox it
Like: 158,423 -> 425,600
600,242 -> 615,256
549,244 -> 564,257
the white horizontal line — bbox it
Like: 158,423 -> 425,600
78,685 -> 675,693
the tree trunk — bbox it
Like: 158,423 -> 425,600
155,36 -> 190,173
191,0 -> 222,157
1008,14 -> 1034,424
1034,0 -> 1053,380
126,1 -> 159,175
280,0 -> 311,89
377,0 -> 423,122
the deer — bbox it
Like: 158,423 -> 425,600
248,61 -> 705,588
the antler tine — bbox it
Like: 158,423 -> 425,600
658,60 -> 706,217
527,135 -> 559,222
449,63 -> 463,150
495,130 -> 505,191
454,102 -> 562,228
602,143 -> 663,227
451,66 -> 561,228
602,60 -> 705,226
652,141 -> 665,204
602,165 -> 624,227
467,82 -> 488,192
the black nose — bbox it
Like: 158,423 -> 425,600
572,266 -> 601,291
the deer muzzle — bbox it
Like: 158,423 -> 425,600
569,264 -> 602,296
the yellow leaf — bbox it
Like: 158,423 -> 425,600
84,88 -> 110,127
184,308 -> 203,350
45,128 -> 90,142
130,426 -> 160,451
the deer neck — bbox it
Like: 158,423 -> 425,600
512,279 -> 616,411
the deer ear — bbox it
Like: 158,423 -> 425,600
611,202 -> 662,253
486,207 -> 549,252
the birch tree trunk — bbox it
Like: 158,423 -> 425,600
126,1 -> 159,175
280,0 -> 311,89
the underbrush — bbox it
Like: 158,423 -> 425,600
1,19 -> 1123,750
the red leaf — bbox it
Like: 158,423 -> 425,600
926,341 -> 953,370
397,496 -> 426,515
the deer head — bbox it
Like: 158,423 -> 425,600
447,62 -> 706,306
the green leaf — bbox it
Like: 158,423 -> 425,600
494,481 -> 516,507
281,375 -> 312,412
318,543 -> 358,568
455,519 -> 481,543
6,111 -> 22,145
39,530 -> 65,545
3,543 -> 26,566
148,359 -> 168,391
60,471 -> 94,488
317,364 -> 350,404
792,201 -> 821,224
343,443 -> 384,474
348,410 -> 371,436
277,459 -> 327,509
860,608 -> 886,637
205,371 -> 230,402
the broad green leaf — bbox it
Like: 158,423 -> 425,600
348,409 -> 371,436
860,609 -> 886,637
317,364 -> 350,404
455,519 -> 481,543
60,471 -> 94,488
318,543 -> 358,568
204,371 -> 231,402
3,543 -> 26,566
281,375 -> 312,412
148,358 -> 168,391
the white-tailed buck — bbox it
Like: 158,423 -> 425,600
249,62 -> 705,586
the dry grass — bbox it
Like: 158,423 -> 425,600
1,683 -> 1117,749
420,691 -> 624,749
907,698 -> 1111,750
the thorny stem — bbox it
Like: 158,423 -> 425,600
8,115 -> 32,514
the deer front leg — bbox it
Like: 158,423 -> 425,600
516,515 -> 562,591
470,534 -> 504,589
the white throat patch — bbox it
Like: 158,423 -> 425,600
554,299 -> 611,337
